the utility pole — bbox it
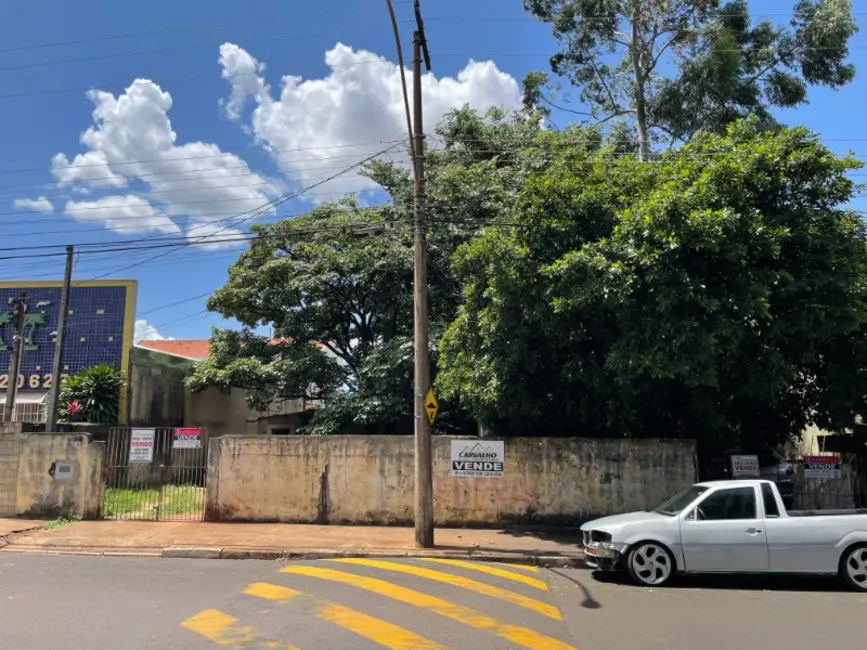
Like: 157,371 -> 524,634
412,1 -> 434,549
2,292 -> 27,422
45,245 -> 74,432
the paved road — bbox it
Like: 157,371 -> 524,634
1,555 -> 865,649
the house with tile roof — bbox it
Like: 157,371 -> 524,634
131,339 -> 318,436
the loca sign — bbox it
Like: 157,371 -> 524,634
450,440 -> 505,478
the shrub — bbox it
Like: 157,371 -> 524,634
58,363 -> 123,424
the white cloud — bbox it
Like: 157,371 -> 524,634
13,196 -> 53,213
51,79 -> 282,242
134,319 -> 173,343
218,42 -> 522,196
64,195 -> 180,235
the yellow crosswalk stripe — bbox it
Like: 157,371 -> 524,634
415,558 -> 549,590
329,558 -> 561,620
243,582 -> 446,650
180,609 -> 297,649
281,565 -> 576,650
502,563 -> 540,573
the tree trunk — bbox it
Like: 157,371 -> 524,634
630,15 -> 651,162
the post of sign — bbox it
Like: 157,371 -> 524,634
2,292 -> 27,422
45,245 -> 74,433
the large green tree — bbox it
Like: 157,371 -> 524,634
188,108 -> 562,434
438,119 -> 867,446
522,0 -> 858,158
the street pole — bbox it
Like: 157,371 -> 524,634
2,292 -> 27,422
45,245 -> 74,432
412,8 -> 434,548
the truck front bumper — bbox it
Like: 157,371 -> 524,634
583,542 -> 625,571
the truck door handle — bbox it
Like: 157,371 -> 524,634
745,528 -> 762,534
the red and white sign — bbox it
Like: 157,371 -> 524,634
129,429 -> 155,463
804,455 -> 842,479
173,427 -> 202,450
730,454 -> 760,478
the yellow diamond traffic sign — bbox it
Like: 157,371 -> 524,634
424,388 -> 439,425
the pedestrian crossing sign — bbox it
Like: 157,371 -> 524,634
424,388 -> 439,425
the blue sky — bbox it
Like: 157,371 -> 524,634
0,0 -> 865,342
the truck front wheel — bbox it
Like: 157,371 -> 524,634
626,542 -> 674,587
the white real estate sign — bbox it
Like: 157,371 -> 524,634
450,440 -> 505,478
731,454 -> 760,478
129,428 -> 155,463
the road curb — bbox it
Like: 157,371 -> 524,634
159,546 -> 585,566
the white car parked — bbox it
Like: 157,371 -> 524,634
581,479 -> 867,591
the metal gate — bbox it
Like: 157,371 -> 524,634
100,427 -> 208,521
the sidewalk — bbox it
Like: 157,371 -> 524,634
0,519 -> 585,566
0,517 -> 48,539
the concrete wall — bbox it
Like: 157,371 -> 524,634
0,423 -> 23,515
206,435 -> 697,526
0,423 -> 103,519
186,386 -> 256,435
15,433 -> 104,519
128,364 -> 185,427
186,387 -> 313,436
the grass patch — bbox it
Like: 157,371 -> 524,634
101,485 -> 203,519
44,515 -> 81,530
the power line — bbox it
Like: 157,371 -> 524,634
0,20 -> 415,74
0,211 -> 412,263
0,44 -> 863,103
1,44 -> 861,77
0,2 -> 416,55
0,187 -> 392,233
0,139 -> 406,178
1,8 -> 858,57
73,142 -> 404,281
0,59 -> 413,102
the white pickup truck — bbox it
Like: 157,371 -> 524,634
581,479 -> 867,590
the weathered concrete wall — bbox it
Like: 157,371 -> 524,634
0,423 -> 24,516
14,433 -> 104,519
186,386 -> 257,435
206,435 -> 697,525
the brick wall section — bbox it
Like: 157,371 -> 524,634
0,424 -> 23,516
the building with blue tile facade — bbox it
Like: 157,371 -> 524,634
0,280 -> 137,423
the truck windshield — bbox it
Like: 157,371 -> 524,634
654,485 -> 709,516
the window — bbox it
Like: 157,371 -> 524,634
696,487 -> 757,521
761,483 -> 780,518
654,485 -> 709,516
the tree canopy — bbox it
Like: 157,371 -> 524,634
522,0 -> 858,157
438,118 -> 867,446
189,107 -> 867,446
188,109 -> 553,435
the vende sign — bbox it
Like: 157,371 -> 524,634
450,440 -> 505,478
804,455 -> 842,479
173,427 -> 202,450
731,454 -> 760,478
129,429 -> 155,463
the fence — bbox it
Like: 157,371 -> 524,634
101,426 -> 207,521
697,443 -> 867,511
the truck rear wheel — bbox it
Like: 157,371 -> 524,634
626,542 -> 674,587
840,544 -> 867,592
